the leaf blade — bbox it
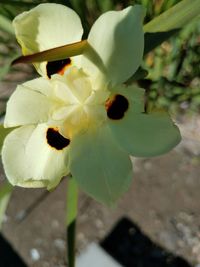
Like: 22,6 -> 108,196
0,125 -> 15,155
12,40 -> 88,65
0,14 -> 14,35
0,182 -> 13,231
143,0 -> 200,32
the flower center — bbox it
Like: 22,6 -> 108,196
51,67 -> 110,137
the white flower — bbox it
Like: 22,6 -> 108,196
2,4 -> 181,205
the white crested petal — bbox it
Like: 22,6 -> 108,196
13,3 -> 83,76
52,77 -> 79,104
52,68 -> 92,103
2,124 -> 70,189
58,106 -> 90,139
52,106 -> 77,121
85,89 -> 110,105
81,5 -> 144,88
4,78 -> 57,128
69,124 -> 133,205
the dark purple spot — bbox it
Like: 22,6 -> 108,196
46,128 -> 70,150
106,94 -> 129,120
46,58 -> 71,78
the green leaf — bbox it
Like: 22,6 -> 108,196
69,0 -> 87,17
0,14 -> 14,35
143,0 -> 200,53
0,0 -> 42,7
0,182 -> 13,231
143,0 -> 200,32
12,40 -> 88,65
126,67 -> 148,84
0,64 -> 10,81
144,30 -> 179,55
0,125 -> 14,155
0,54 -> 18,81
96,0 -> 114,12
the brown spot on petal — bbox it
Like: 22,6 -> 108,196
46,58 -> 71,78
106,94 -> 129,120
46,128 -> 70,150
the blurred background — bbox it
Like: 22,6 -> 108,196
0,0 -> 200,267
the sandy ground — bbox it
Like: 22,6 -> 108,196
0,114 -> 200,267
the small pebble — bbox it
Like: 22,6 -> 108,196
95,219 -> 103,229
51,220 -> 59,228
30,248 -> 40,261
77,232 -> 85,241
3,214 -> 8,223
54,239 -> 65,251
144,161 -> 152,170
16,210 -> 26,221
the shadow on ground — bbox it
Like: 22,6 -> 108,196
0,217 -> 191,267
0,234 -> 28,267
101,217 -> 191,267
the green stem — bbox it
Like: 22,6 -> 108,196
66,176 -> 78,267
0,182 -> 13,231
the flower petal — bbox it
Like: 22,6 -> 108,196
107,84 -> 145,114
81,5 -> 144,88
51,68 -> 92,104
2,124 -> 70,189
13,3 -> 83,76
69,124 -> 133,205
4,78 -> 57,128
107,86 -> 181,157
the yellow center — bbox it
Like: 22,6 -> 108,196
50,67 -> 110,138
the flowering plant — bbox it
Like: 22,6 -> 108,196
2,3 -> 181,206
1,1 -> 200,266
